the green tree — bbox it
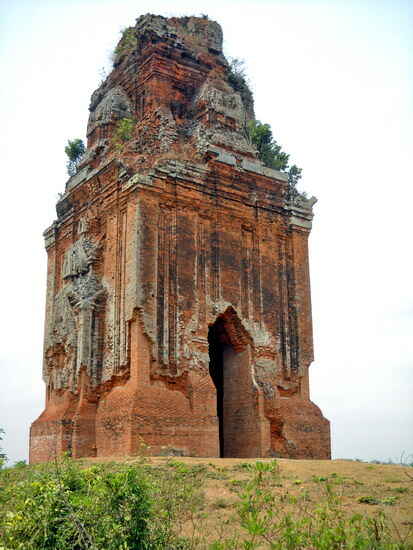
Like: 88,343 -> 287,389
64,138 -> 85,176
0,428 -> 7,468
247,120 -> 303,202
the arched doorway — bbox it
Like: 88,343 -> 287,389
208,317 -> 226,457
208,308 -> 264,457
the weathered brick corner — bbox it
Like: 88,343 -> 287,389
30,14 -> 330,462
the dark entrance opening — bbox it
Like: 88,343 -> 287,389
208,309 -> 262,458
208,318 -> 226,457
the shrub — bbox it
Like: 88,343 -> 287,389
64,138 -> 85,176
0,458 -> 160,549
227,58 -> 254,115
358,495 -> 381,505
112,27 -> 138,65
247,120 -> 304,203
112,117 -> 136,152
382,496 -> 399,506
0,428 -> 7,469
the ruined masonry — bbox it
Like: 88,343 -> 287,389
30,14 -> 331,461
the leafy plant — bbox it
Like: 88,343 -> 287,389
112,117 -> 136,152
1,457 -> 412,549
64,138 -> 85,176
213,497 -> 230,509
113,27 -> 138,64
312,475 -> 329,482
0,428 -> 7,468
358,495 -> 381,505
0,459 -> 157,549
211,463 -> 411,549
392,487 -> 408,494
382,496 -> 399,506
227,58 -> 254,114
247,119 -> 304,203
206,467 -> 229,480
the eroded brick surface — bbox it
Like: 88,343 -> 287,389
30,14 -> 330,462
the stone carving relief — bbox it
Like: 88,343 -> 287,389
62,236 -> 99,279
85,86 -> 133,162
193,83 -> 256,156
197,84 -> 245,123
134,15 -> 223,55
45,231 -> 106,392
194,124 -> 255,156
88,86 -> 132,136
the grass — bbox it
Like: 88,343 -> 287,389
0,456 -> 412,549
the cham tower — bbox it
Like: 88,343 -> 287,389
30,14 -> 330,462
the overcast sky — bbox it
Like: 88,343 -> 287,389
1,0 -> 412,465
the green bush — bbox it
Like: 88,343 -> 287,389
112,117 -> 136,152
247,120 -> 304,203
113,27 -> 138,64
0,428 -> 7,469
0,459 -> 161,549
64,138 -> 85,176
227,58 -> 254,115
358,495 -> 381,505
226,57 -> 304,206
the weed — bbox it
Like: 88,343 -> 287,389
213,498 -> 230,509
208,462 -> 412,549
312,475 -> 328,482
353,478 -> 365,486
358,495 -> 381,505
12,460 -> 27,468
112,117 -> 136,152
112,27 -> 138,65
232,462 -> 254,472
227,58 -> 253,114
1,458 -> 412,549
206,470 -> 229,480
392,487 -> 409,494
358,495 -> 400,507
382,496 -> 399,506
228,478 -> 248,493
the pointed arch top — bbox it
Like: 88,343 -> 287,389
211,306 -> 253,353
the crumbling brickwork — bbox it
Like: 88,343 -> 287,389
30,14 -> 330,462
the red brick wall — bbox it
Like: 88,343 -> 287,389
30,15 -> 330,463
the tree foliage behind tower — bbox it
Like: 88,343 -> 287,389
65,139 -> 85,176
247,120 -> 303,202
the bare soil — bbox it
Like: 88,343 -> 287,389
86,455 -> 413,544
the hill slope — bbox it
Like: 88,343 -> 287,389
1,456 -> 412,548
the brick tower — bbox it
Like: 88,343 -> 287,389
30,15 -> 330,462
